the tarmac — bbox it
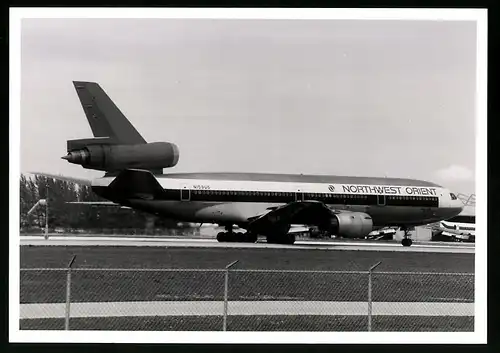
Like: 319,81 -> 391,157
19,235 -> 474,254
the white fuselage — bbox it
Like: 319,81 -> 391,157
439,220 -> 476,237
92,175 -> 464,228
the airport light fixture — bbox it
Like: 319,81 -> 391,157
26,197 -> 49,240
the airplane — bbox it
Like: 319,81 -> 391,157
35,81 -> 464,247
432,213 -> 476,242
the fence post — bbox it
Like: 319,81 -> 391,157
65,255 -> 77,330
367,261 -> 381,332
223,260 -> 239,331
44,189 -> 49,240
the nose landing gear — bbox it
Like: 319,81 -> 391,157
401,227 -> 413,247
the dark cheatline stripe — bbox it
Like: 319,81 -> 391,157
93,185 -> 440,208
20,315 -> 473,331
166,188 -> 439,207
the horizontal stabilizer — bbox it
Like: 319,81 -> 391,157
27,172 -> 92,186
66,201 -> 119,206
66,201 -> 131,209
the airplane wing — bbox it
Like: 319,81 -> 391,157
247,200 -> 334,234
27,172 -> 92,186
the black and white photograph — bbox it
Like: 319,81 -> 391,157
10,8 -> 487,344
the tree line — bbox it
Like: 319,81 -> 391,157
20,174 -> 186,234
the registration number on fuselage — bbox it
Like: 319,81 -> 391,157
193,185 -> 211,190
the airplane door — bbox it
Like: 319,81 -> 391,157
295,191 -> 304,202
181,188 -> 191,201
377,195 -> 386,206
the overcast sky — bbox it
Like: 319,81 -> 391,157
20,18 -> 477,194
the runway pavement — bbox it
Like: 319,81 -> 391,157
19,235 -> 474,254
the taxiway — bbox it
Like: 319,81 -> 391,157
19,235 -> 474,254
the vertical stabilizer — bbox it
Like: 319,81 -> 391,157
72,81 -> 146,145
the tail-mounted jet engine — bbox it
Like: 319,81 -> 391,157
328,212 -> 373,238
62,138 -> 179,172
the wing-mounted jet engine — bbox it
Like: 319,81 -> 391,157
327,212 -> 374,238
245,202 -> 375,244
63,81 -> 179,174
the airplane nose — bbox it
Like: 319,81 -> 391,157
450,200 -> 464,217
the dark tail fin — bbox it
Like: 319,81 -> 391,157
72,81 -> 146,145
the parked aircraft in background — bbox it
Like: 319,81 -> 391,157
432,214 -> 476,242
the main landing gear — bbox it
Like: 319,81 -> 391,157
216,225 -> 258,243
401,227 -> 413,247
267,233 -> 296,245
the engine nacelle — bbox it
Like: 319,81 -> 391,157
63,142 -> 179,172
329,212 -> 373,238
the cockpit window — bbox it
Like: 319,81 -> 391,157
450,193 -> 457,200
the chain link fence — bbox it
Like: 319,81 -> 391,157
19,263 -> 474,332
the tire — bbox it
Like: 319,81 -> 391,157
246,232 -> 258,243
216,232 -> 226,242
266,235 -> 278,244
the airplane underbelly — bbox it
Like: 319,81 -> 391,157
364,205 -> 437,226
194,202 -> 281,223
129,200 -> 279,224
129,200 -> 440,227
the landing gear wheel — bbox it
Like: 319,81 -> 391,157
266,234 -> 295,245
401,238 -> 413,247
286,233 -> 296,245
400,226 -> 413,247
266,235 -> 278,244
245,232 -> 258,243
216,232 -> 226,242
